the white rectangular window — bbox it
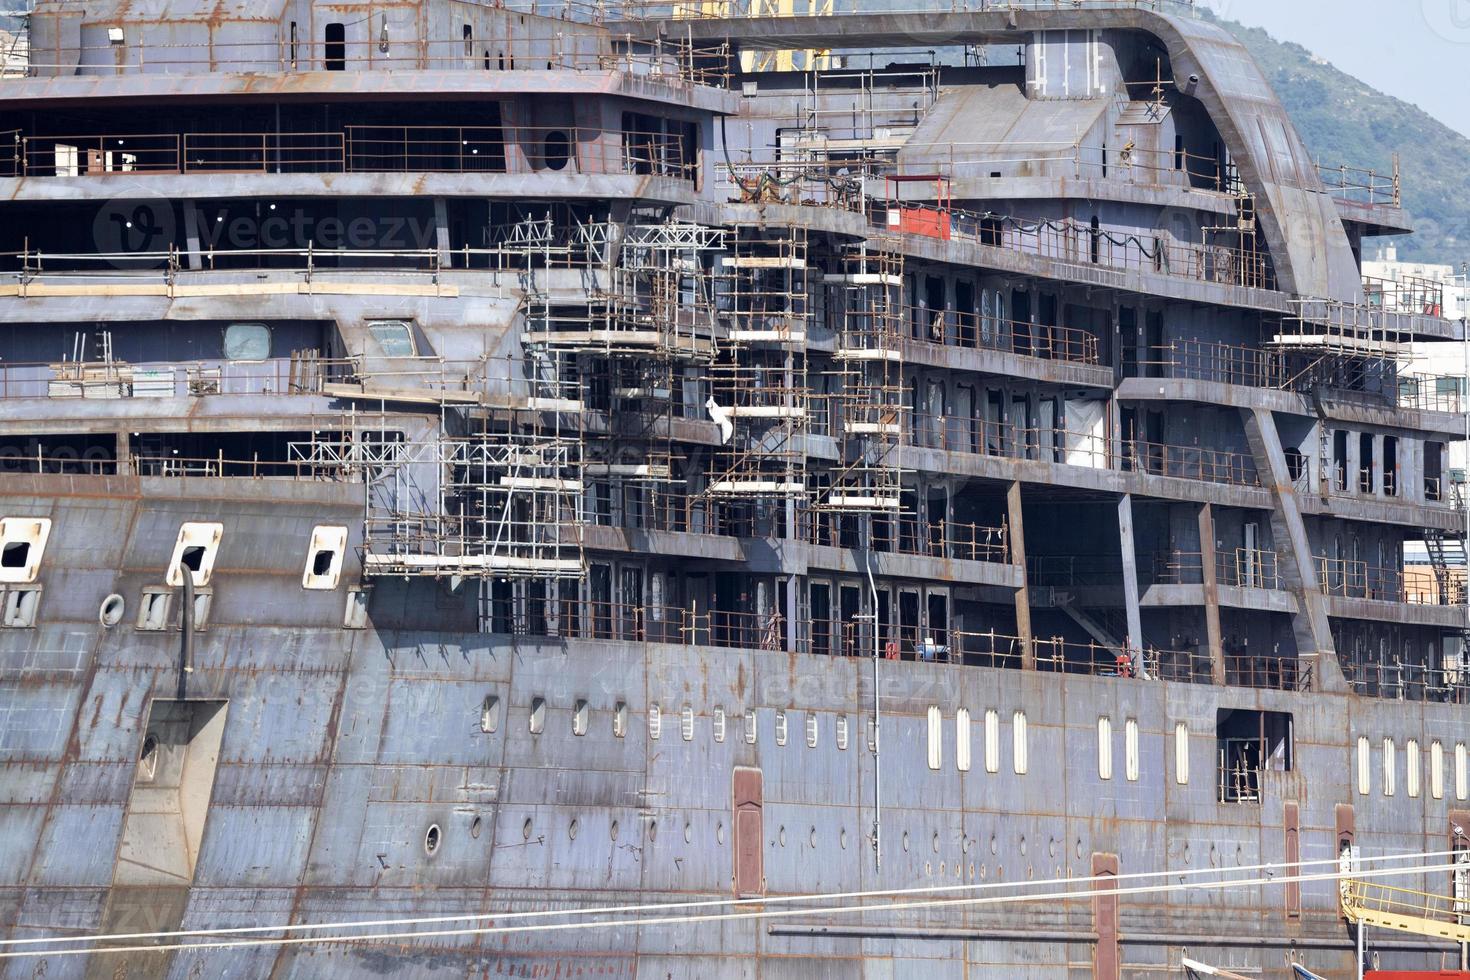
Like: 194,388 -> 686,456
1174,722 -> 1189,786
1407,739 -> 1421,799
1383,738 -> 1396,797
955,708 -> 972,773
613,701 -> 627,738
1431,741 -> 1444,800
775,710 -> 788,746
744,709 -> 758,745
836,714 -> 849,751
1012,711 -> 1028,775
1098,717 -> 1113,781
1125,718 -> 1140,782
1357,736 -> 1371,796
649,703 -> 662,741
681,704 -> 695,742
572,699 -> 589,737
713,707 -> 726,743
805,713 -> 819,748
984,709 -> 1000,774
1457,743 -> 1468,801
926,706 -> 942,771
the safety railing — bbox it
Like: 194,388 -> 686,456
1131,339 -> 1289,389
9,34 -> 726,86
14,125 -> 693,180
1343,658 -> 1470,704
875,201 -> 1276,292
1151,548 -> 1282,590
1341,879 -> 1470,936
1026,555 -> 1120,588
1397,375 -> 1465,414
1316,557 -> 1463,605
892,306 -> 1101,365
893,409 -> 1261,488
0,356 -> 347,401
802,512 -> 1010,564
617,0 -> 1198,18
1316,158 -> 1401,210
1364,273 -> 1445,317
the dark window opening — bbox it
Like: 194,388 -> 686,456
311,549 -> 334,576
1333,431 -> 1349,492
324,23 -> 346,71
289,22 -> 298,68
179,545 -> 205,573
1384,436 -> 1398,497
544,130 -> 571,171
1089,216 -> 1101,265
1358,433 -> 1374,494
1216,708 -> 1292,804
463,24 -> 473,57
1,541 -> 28,569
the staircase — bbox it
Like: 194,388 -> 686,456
1424,528 -> 1467,605
1340,873 -> 1470,945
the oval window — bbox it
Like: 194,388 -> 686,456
223,322 -> 271,361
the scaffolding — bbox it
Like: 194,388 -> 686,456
820,242 -> 906,512
705,223 -> 812,498
297,359 -> 586,580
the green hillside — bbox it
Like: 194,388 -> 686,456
1208,11 -> 1468,263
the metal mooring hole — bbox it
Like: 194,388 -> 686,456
424,824 -> 441,856
100,594 -> 126,627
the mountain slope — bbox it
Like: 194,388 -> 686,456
1208,11 -> 1467,262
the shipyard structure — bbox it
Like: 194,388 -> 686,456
0,0 -> 1467,976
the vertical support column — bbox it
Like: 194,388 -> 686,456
115,431 -> 133,476
784,573 -> 799,654
1007,480 -> 1034,669
182,201 -> 203,271
1117,494 -> 1144,665
433,196 -> 451,269
1091,852 -> 1120,980
1284,800 -> 1301,920
1198,502 -> 1226,685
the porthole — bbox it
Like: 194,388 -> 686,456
424,824 -> 441,856
932,832 -> 940,854
521,818 -> 533,841
778,826 -> 786,847
649,820 -> 658,843
569,818 -> 579,840
610,820 -> 620,842
963,836 -> 972,854
1019,836 -> 1027,857
1048,837 -> 1057,858
684,823 -> 693,844
925,862 -> 932,876
840,829 -> 848,849
902,831 -> 910,853
99,593 -> 126,627
470,816 -> 482,839
809,826 -> 817,848
716,822 -> 725,845
990,834 -> 998,856
1183,842 -> 1192,863
1075,838 -> 1083,860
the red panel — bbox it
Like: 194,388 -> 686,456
895,207 -> 951,240
1091,852 -> 1120,980
1284,801 -> 1301,919
733,767 -> 763,897
1365,973 -> 1470,979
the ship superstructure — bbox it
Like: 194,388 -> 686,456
0,1 -> 1466,976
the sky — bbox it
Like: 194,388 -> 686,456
1203,0 -> 1470,139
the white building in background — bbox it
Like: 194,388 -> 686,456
1364,246 -> 1470,483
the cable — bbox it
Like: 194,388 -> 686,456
3,844 -> 1449,950
3,853 -> 1459,960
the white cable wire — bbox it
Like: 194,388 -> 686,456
2,856 -> 1458,960
1,845 -> 1451,951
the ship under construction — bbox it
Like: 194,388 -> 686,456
0,0 -> 1467,976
